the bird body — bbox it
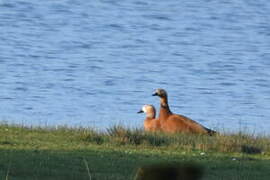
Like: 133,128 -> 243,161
162,114 -> 209,134
144,117 -> 161,132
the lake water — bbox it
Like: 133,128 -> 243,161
0,0 -> 270,134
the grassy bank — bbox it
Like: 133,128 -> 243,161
0,124 -> 270,180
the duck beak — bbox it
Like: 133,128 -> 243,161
137,110 -> 144,113
152,92 -> 158,96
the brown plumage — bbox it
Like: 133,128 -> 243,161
152,89 -> 215,135
135,163 -> 203,180
137,105 -> 161,132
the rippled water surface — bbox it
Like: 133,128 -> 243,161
1,0 -> 270,133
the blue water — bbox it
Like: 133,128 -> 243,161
0,0 -> 270,134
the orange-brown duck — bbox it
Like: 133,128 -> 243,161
152,89 -> 215,135
138,104 -> 161,132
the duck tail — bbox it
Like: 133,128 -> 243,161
206,128 -> 217,136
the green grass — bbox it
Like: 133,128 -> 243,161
0,124 -> 270,180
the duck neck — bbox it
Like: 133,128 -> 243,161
159,96 -> 172,121
146,111 -> 155,119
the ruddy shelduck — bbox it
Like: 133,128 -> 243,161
137,105 -> 161,132
152,89 -> 215,135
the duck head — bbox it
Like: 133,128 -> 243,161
152,88 -> 167,98
137,105 -> 156,118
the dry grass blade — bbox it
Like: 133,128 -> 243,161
83,158 -> 92,180
5,162 -> 11,180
